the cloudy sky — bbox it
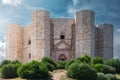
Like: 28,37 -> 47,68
0,0 -> 120,59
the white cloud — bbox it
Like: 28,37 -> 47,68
67,0 -> 92,16
0,37 -> 6,61
117,29 -> 120,32
114,32 -> 120,58
73,0 -> 78,6
67,5 -> 91,16
67,7 -> 79,16
2,0 -> 21,6
67,0 -> 79,16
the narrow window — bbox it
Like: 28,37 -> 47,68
60,35 -> 65,39
28,40 -> 31,45
29,53 -> 31,59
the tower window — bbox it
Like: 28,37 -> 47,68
29,53 -> 31,59
60,35 -> 65,39
28,40 -> 31,45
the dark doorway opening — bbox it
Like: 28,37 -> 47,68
58,54 -> 67,61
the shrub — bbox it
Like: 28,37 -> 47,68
103,65 -> 116,74
106,59 -> 120,74
90,57 -> 104,65
105,74 -> 117,80
67,62 -> 80,79
67,63 -> 97,80
97,73 -> 107,80
0,60 -> 11,68
42,57 -> 56,67
17,61 -> 50,79
56,60 -> 67,69
0,63 -> 20,78
91,64 -> 103,72
65,60 -> 75,70
0,68 -> 2,77
11,60 -> 21,64
76,54 -> 91,64
43,62 -> 54,72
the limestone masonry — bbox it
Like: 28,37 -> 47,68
6,10 -> 113,63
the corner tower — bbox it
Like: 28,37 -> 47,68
6,24 -> 23,63
75,10 -> 95,58
30,10 -> 51,61
97,24 -> 113,61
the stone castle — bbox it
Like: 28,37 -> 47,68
6,10 -> 113,63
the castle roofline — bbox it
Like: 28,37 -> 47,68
51,18 -> 74,20
97,23 -> 113,28
32,9 -> 50,14
76,9 -> 94,14
7,23 -> 23,27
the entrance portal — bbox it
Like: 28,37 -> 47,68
58,54 -> 67,61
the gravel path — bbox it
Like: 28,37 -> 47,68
51,69 -> 74,80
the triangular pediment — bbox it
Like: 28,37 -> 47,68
54,40 -> 70,49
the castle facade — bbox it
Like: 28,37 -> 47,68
6,10 -> 113,63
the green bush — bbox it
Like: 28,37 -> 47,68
97,73 -> 107,80
11,60 -> 21,64
0,63 -> 20,78
67,63 -> 97,80
67,62 -> 80,79
106,59 -> 120,74
76,54 -> 91,64
56,60 -> 67,69
17,61 -> 51,79
0,60 -> 11,68
65,60 -> 75,70
91,64 -> 103,72
90,57 -> 104,65
0,68 -> 2,77
43,62 -> 54,72
42,57 -> 56,67
103,65 -> 116,74
105,74 -> 117,80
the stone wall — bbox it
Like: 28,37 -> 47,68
51,18 -> 74,60
23,25 -> 32,63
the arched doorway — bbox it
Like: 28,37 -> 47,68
58,54 -> 67,61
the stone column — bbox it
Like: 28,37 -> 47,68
75,10 -> 95,58
6,24 -> 23,63
97,24 -> 113,61
31,10 -> 50,60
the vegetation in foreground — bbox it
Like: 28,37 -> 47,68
0,55 -> 120,80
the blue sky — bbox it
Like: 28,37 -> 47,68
0,0 -> 120,58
